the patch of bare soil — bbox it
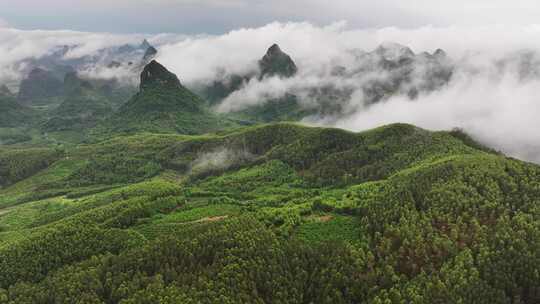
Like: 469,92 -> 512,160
317,215 -> 333,223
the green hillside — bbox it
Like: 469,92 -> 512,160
0,122 -> 538,303
0,95 -> 37,128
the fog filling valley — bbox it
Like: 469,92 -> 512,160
2,22 -> 540,162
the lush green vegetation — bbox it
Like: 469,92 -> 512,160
0,121 -> 538,303
259,44 -> 298,78
0,95 -> 38,129
2,48 -> 537,303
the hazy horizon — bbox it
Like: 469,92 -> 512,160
2,0 -> 540,34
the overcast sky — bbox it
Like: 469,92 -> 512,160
1,0 -> 540,34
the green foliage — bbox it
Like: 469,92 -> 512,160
233,94 -> 313,123
0,128 -> 32,145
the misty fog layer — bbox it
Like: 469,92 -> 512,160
2,22 -> 540,162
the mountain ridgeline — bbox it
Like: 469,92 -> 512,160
0,41 -> 538,303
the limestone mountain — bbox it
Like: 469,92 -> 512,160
349,43 -> 454,101
142,45 -> 158,63
139,60 -> 181,91
94,60 -> 233,136
0,94 -> 37,128
232,44 -> 304,121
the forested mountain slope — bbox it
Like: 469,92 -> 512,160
0,123 -> 538,303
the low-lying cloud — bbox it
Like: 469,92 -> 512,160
327,69 -> 540,163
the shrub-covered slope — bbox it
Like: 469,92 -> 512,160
0,123 -> 538,303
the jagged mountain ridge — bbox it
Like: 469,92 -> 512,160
3,41 -> 454,144
196,42 -> 454,123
